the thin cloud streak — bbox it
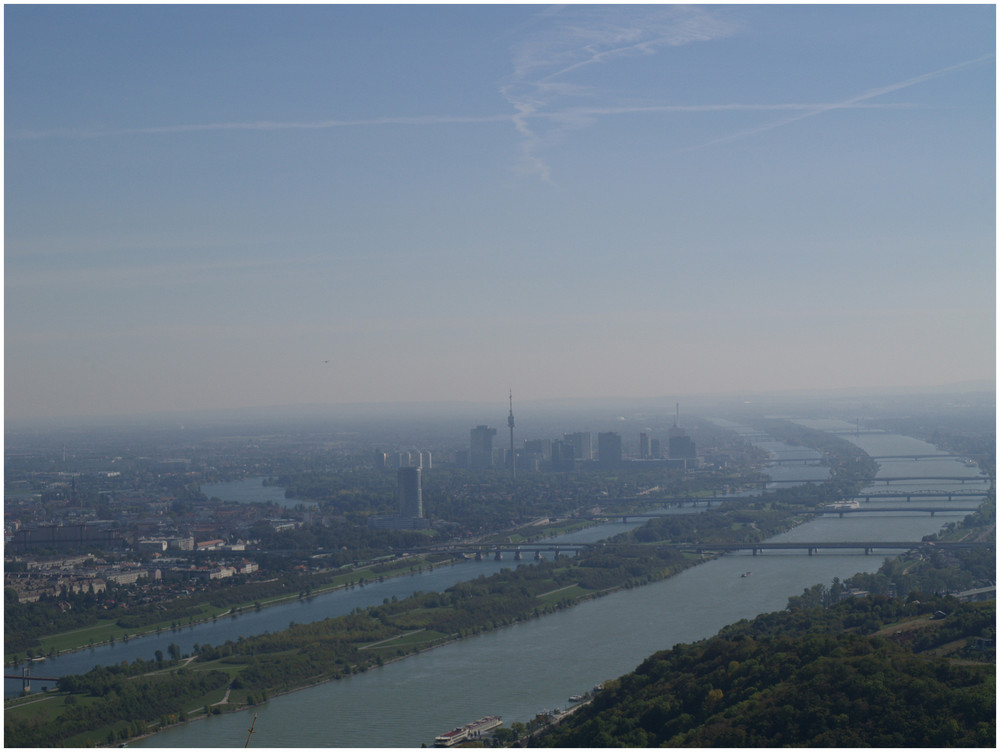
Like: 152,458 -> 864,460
8,113 -> 515,141
688,53 -> 995,150
501,5 -> 741,181
8,103 -> 910,142
9,49 -> 989,184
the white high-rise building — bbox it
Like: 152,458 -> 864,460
397,467 -> 423,518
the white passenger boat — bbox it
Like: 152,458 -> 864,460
433,715 -> 502,746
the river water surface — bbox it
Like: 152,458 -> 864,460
130,421 -> 988,747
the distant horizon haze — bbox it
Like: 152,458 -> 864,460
5,5 -> 994,425
4,379 -> 994,428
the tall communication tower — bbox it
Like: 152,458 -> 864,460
507,389 -> 516,482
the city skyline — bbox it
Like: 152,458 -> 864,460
5,4 -> 995,421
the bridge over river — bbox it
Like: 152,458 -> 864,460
764,475 -> 994,484
611,505 -> 981,522
4,668 -> 62,693
423,538 -> 992,560
819,506 -> 980,517
858,490 -> 988,502
598,489 -> 988,507
676,541 -> 991,556
765,454 -> 971,465
420,543 -> 589,561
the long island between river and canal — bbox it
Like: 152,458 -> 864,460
129,420 -> 989,747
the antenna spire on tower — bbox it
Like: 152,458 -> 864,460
508,389 -> 516,482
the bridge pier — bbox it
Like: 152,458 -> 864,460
534,551 -> 543,561
475,552 -> 483,561
4,668 -> 61,694
494,551 -> 503,561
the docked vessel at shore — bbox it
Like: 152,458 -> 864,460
827,500 -> 860,511
434,716 -> 502,746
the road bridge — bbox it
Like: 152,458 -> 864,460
596,489 -> 989,511
764,476 -> 993,484
611,506 -> 980,522
676,540 -> 991,557
827,430 -> 889,435
599,495 -> 745,506
819,506 -> 980,517
858,490 -> 987,501
763,458 -> 824,466
870,475 -> 993,484
868,454 -> 962,461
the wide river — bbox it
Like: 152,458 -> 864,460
20,421 -> 993,746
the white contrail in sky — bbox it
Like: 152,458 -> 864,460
8,103 -> 911,141
8,113 -> 514,140
500,5 -> 740,182
688,53 -> 995,150
9,52 -> 990,183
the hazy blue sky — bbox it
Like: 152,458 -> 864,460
5,4 -> 995,420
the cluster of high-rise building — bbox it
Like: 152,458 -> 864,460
454,403 -> 697,474
368,402 -> 698,528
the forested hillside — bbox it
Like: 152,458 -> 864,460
535,596 -> 994,747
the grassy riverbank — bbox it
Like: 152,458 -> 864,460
5,524 -> 702,746
11,515 -> 617,667
7,427 -> 888,746
3,496 -> 852,747
6,553 -> 467,666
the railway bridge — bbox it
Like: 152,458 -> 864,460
4,667 -> 62,693
423,543 -> 589,562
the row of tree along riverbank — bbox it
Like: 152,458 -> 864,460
3,425 -> 899,746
